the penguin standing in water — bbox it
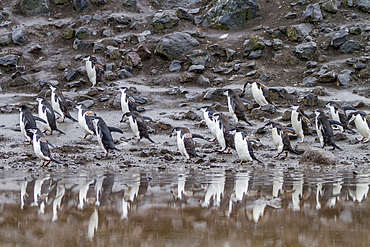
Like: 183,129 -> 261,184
75,103 -> 96,138
122,111 -> 155,143
19,105 -> 47,144
290,105 -> 311,143
347,111 -> 370,143
49,85 -> 77,122
213,113 -> 234,153
263,121 -> 299,158
198,106 -> 218,142
324,101 -> 356,133
170,127 -> 204,161
35,97 -> 65,135
230,129 -> 262,164
29,128 -> 61,167
242,79 -> 271,109
313,110 -> 343,150
91,116 -> 123,157
223,89 -> 253,125
83,55 -> 106,87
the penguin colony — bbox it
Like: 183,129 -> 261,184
18,57 -> 370,166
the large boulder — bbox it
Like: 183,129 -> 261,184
203,0 -> 258,30
0,55 -> 19,67
331,28 -> 349,48
20,0 -> 50,15
340,40 -> 361,53
299,148 -> 338,165
302,3 -> 323,23
151,11 -> 179,30
154,32 -> 199,61
12,28 -> 26,45
286,23 -> 312,42
295,41 -> 317,60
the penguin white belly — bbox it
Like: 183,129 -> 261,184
252,84 -> 268,107
81,114 -> 94,135
33,138 -> 49,161
215,121 -> 226,150
95,129 -> 105,152
227,97 -> 238,122
129,117 -> 140,139
330,107 -> 343,132
291,112 -> 304,138
355,116 -> 370,138
204,114 -> 217,138
51,95 -> 63,120
20,114 -> 29,141
121,94 -> 130,114
235,133 -> 251,162
177,134 -> 189,159
271,129 -> 283,153
38,105 -> 50,131
86,61 -> 96,86
315,120 -> 324,147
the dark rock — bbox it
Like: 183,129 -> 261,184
26,43 -> 42,53
187,51 -> 210,66
248,49 -> 262,59
117,69 -> 133,79
285,12 -> 297,19
180,72 -> 196,83
203,88 -> 224,100
62,25 -> 75,40
169,60 -> 182,72
281,110 -> 292,121
303,93 -> 318,106
299,148 -> 338,165
65,68 -> 78,81
10,76 -> 29,87
20,0 -> 50,16
87,88 -> 99,96
135,43 -> 151,60
154,32 -> 199,61
319,71 -> 337,83
0,55 -> 19,67
349,26 -> 362,35
306,61 -> 317,68
102,29 -> 114,37
105,46 -> 120,59
353,63 -> 366,70
91,0 -> 106,4
123,0 -> 137,12
75,27 -> 89,39
188,65 -> 205,73
287,23 -> 312,42
311,86 -> 328,96
225,48 -> 236,61
251,108 -> 269,119
79,99 -> 94,108
152,11 -> 179,30
268,87 -> 293,101
340,40 -> 360,53
104,71 -> 117,81
185,110 -> 198,120
196,75 -> 210,87
166,87 -> 179,95
334,132 -> 347,141
176,8 -> 194,21
93,43 -> 105,53
295,41 -> 317,60
331,28 -> 348,48
358,0 -> 370,13
12,28 -> 25,45
203,0 -> 258,30
126,52 -> 141,67
301,3 -> 323,23
73,38 -> 90,50
322,1 -> 339,13
273,38 -> 283,50
0,32 -> 11,46
156,121 -> 172,130
337,69 -> 353,86
73,0 -> 89,12
261,104 -> 276,114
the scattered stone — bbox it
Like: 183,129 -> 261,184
251,108 -> 269,119
337,70 -> 353,86
62,25 -> 75,40
105,46 -> 120,59
322,1 -> 339,13
20,0 -> 50,15
261,104 -> 276,114
73,38 -> 90,50
311,86 -> 328,96
0,32 -> 11,46
187,52 -> 210,66
281,110 -> 292,121
169,60 -> 182,72
176,8 -> 194,21
135,43 -> 151,60
12,28 -> 25,45
117,69 -> 133,78
93,43 -> 105,53
203,88 -> 224,100
154,32 -> 199,60
102,29 -> 114,37
295,41 -> 317,60
334,132 -> 346,141
350,26 -> 362,35
104,71 -> 117,81
123,0 -> 137,12
358,0 -> 370,13
156,121 -> 172,130
79,99 -> 94,108
10,76 -> 29,87
73,0 -> 89,12
248,50 -> 262,59
185,110 -> 198,120
353,63 -> 366,70
301,3 -> 323,23
188,64 -> 205,73
331,28 -> 348,48
151,11 -> 179,30
87,88 -> 99,96
0,55 -> 19,67
126,52 -> 141,67
202,0 -> 258,30
319,71 -> 337,83
65,68 -> 78,81
303,93 -> 318,106
75,27 -> 89,39
196,75 -> 210,87
180,72 -> 196,83
166,87 -> 179,95
268,87 -> 292,101
299,148 -> 338,165
273,38 -> 283,50
285,12 -> 297,19
286,23 -> 312,42
26,43 -> 42,53
340,40 -> 361,53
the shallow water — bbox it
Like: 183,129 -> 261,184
0,166 -> 368,246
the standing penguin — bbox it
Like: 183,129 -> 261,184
29,128 -> 61,167
83,55 -> 105,87
263,121 -> 299,158
231,129 -> 262,164
75,103 -> 96,138
91,116 -> 123,157
223,89 -> 253,125
49,85 -> 77,122
347,111 -> 370,143
213,113 -> 234,153
170,127 -> 203,161
35,97 -> 65,135
313,110 -> 343,150
290,105 -> 311,143
242,79 -> 271,109
120,87 -> 138,115
198,106 -> 218,142
122,111 -> 155,143
19,105 -> 47,144
325,101 -> 356,133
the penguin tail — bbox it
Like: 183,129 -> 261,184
114,147 -> 121,152
242,117 -> 253,126
146,136 -> 155,143
57,129 -> 66,135
288,146 -> 300,155
332,143 -> 343,151
51,158 -> 62,164
66,113 -> 78,122
253,156 -> 263,164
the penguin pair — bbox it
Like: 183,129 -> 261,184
198,106 -> 218,142
324,101 -> 356,133
347,111 -> 370,143
75,103 -> 96,139
19,105 -> 47,144
122,111 -> 155,143
263,121 -> 299,158
290,105 -> 311,143
313,110 -> 343,150
170,127 -> 204,161
242,79 -> 272,109
229,129 -> 262,164
223,89 -> 253,126
49,85 -> 77,123
35,97 -> 65,135
28,128 -> 61,167
83,55 -> 107,87
91,116 -> 124,157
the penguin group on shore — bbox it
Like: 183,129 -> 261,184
18,74 -> 369,166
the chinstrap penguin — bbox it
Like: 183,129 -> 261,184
347,111 -> 370,143
35,96 -> 65,135
83,55 -> 106,87
223,89 -> 253,125
122,111 -> 155,143
313,109 -> 343,150
19,105 -> 47,144
213,113 -> 234,153
49,85 -> 77,122
170,127 -> 203,161
290,105 -> 311,143
324,101 -> 356,133
198,106 -> 218,142
75,103 -> 96,138
242,79 -> 271,109
29,128 -> 61,167
231,129 -> 262,164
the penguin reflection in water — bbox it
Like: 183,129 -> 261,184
19,105 -> 47,145
229,129 -> 262,164
91,116 -> 123,157
28,128 -> 61,167
263,121 -> 300,158
314,110 -> 343,150
170,127 -> 204,162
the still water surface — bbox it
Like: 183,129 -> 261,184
0,166 -> 368,246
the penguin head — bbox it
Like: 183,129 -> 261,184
347,113 -> 356,125
198,106 -> 215,114
19,105 -> 28,112
170,127 -> 189,137
290,104 -> 300,111
49,85 -> 57,92
35,96 -> 45,103
83,55 -> 91,61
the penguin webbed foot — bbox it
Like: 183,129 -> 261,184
208,138 -> 216,142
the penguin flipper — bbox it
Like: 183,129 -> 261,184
343,106 -> 356,112
66,112 -> 78,122
192,134 -> 205,140
57,129 -> 66,135
145,135 -> 155,143
47,141 -> 55,149
34,116 -> 47,124
108,126 -> 124,134
142,116 -> 153,121
51,158 -> 62,164
133,96 -> 146,104
331,143 -> 343,151
54,111 -> 62,117
329,120 -> 343,127
241,116 -> 253,126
